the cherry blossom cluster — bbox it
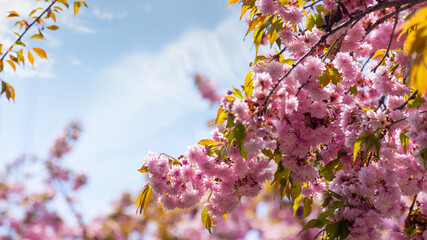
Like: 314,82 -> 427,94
140,0 -> 427,238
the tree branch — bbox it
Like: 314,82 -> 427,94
261,0 -> 425,108
0,0 -> 58,62
372,7 -> 400,73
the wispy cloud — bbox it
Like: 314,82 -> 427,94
93,6 -> 127,20
72,12 -> 251,219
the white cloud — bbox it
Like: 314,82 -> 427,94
71,12 -> 252,220
70,59 -> 81,66
93,6 -> 127,20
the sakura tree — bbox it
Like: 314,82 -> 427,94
138,0 -> 427,239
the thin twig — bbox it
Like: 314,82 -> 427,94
304,0 -> 322,9
261,0 -> 425,108
0,0 -> 57,62
372,7 -> 400,73
394,90 -> 418,110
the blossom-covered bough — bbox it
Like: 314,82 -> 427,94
139,0 -> 427,239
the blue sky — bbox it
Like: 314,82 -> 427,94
0,0 -> 255,220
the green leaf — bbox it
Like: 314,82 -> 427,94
400,129 -> 409,154
233,123 -> 247,159
326,221 -> 348,240
201,208 -> 214,234
302,197 -> 313,220
136,183 -> 152,215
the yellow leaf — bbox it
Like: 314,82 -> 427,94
7,11 -> 19,18
136,183 -> 152,215
198,139 -> 217,146
226,0 -> 240,7
28,51 -> 34,66
74,1 -> 81,16
137,165 -> 148,173
49,11 -> 57,23
415,59 -> 427,95
245,16 -> 266,36
47,25 -> 59,30
33,48 -> 47,59
6,60 -> 16,71
30,34 -> 44,40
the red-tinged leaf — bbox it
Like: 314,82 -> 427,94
136,183 -> 152,215
47,25 -> 59,30
7,11 -> 19,18
6,60 -> 16,71
33,48 -> 47,59
226,0 -> 240,7
1,81 -> 15,101
28,51 -> 34,66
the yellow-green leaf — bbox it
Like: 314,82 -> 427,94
136,183 -> 152,215
201,208 -> 214,234
216,106 -> 228,125
1,81 -> 15,101
33,48 -> 47,59
293,194 -> 303,217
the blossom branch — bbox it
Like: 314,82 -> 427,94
372,7 -> 400,73
262,0 -> 425,108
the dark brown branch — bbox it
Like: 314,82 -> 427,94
304,0 -> 322,10
364,1 -> 419,37
0,0 -> 58,62
262,0 -> 425,108
372,7 -> 400,73
394,90 -> 418,110
404,194 -> 418,228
